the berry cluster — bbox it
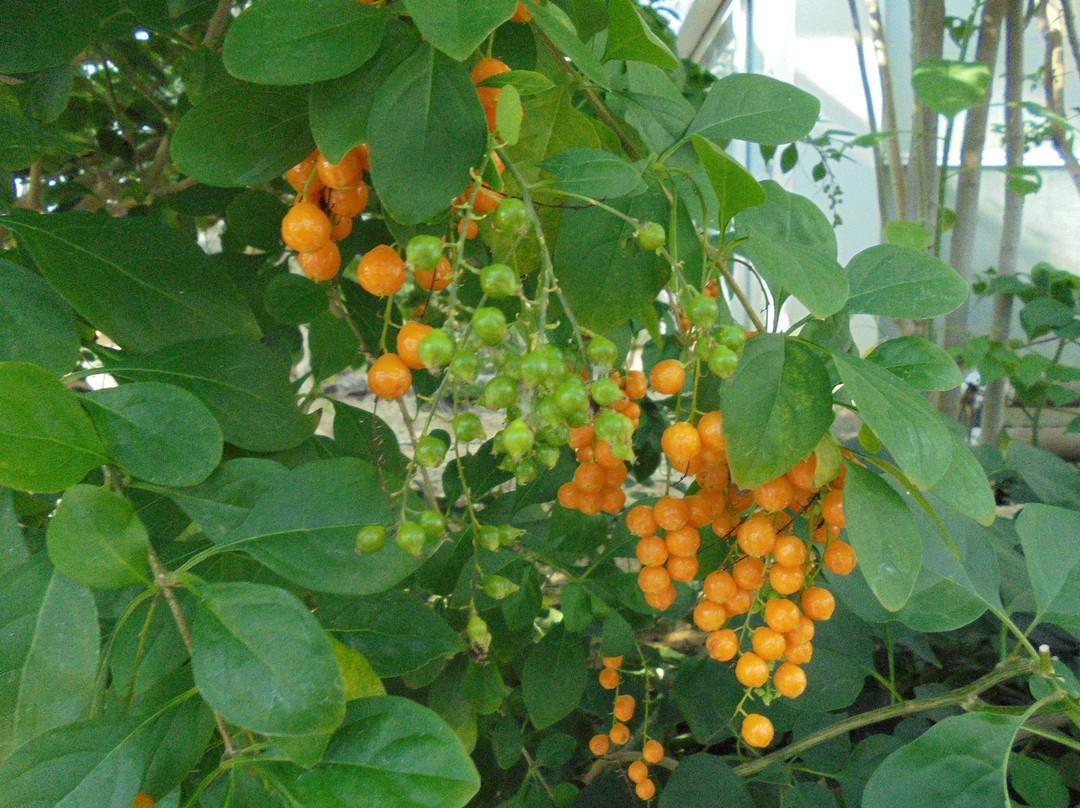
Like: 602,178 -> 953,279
589,656 -> 665,801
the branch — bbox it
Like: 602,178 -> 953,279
864,0 -> 908,218
1040,1 -> 1080,195
202,0 -> 234,49
845,0 -> 889,233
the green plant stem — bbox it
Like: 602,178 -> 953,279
1020,724 -> 1080,753
715,257 -> 768,333
733,657 -> 1034,777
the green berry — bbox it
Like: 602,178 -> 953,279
480,263 -> 518,298
687,294 -> 719,329
554,377 -> 589,416
717,324 -> 747,354
595,409 -> 632,444
478,525 -> 501,551
355,524 -> 386,554
636,221 -> 666,251
707,344 -> 739,378
499,354 -> 524,379
415,434 -> 448,467
482,574 -> 520,600
472,306 -> 507,345
466,613 -> 491,647
498,524 -> 522,545
537,394 -> 563,425
395,521 -> 426,558
493,197 -> 530,234
589,377 -> 624,407
585,336 -> 619,369
513,457 -> 539,484
450,350 -> 480,381
417,329 -> 454,369
453,412 -> 485,442
405,234 -> 443,272
419,510 -> 446,539
502,418 -> 535,460
483,375 -> 518,410
536,445 -> 561,468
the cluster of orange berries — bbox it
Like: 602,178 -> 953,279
280,145 -> 370,282
589,656 -> 665,801
629,407 -> 856,747
557,371 -> 646,517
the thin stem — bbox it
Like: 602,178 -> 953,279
715,258 -> 767,333
733,657 -> 1034,777
1020,724 -> 1080,753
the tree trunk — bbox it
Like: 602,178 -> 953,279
846,0 -> 889,233
980,0 -> 1027,446
1040,1 -> 1080,195
906,0 -> 944,226
865,0 -> 907,221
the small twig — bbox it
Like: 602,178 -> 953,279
202,0 -> 234,49
521,747 -> 557,801
714,257 -> 767,333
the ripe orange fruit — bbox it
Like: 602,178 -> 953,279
753,476 -> 794,512
735,652 -> 769,688
683,493 -> 715,528
772,534 -> 808,568
627,504 -> 658,538
330,216 -> 353,241
723,587 -> 753,616
132,794 -> 156,808
461,182 -> 504,214
802,586 -> 836,621
774,661 -> 807,698
642,739 -> 664,764
589,734 -> 610,755
769,564 -> 805,596
786,615 -> 815,645
635,537 -> 668,567
358,244 -> 406,296
764,598 -> 801,633
697,463 -> 730,491
637,565 -> 671,595
824,540 -> 857,575
575,461 -> 605,492
741,714 -> 774,748
627,759 -> 649,783
396,322 -> 433,370
613,694 -> 636,722
415,257 -> 452,291
645,584 -> 677,611
751,626 -> 787,661
662,422 -> 702,465
368,354 -> 412,400
297,241 -> 341,281
600,486 -> 626,514
511,1 -> 533,22
609,722 -> 630,745
666,554 -> 699,582
731,555 -> 765,590
736,513 -> 776,557
703,570 -> 737,604
285,151 -> 321,193
693,599 -> 726,631
624,370 -> 648,400
785,640 -> 814,664
635,779 -> 656,800
696,411 -> 726,453
557,482 -> 580,510
603,460 -> 628,485
653,496 -> 689,531
316,151 -> 364,189
598,667 -> 620,690
470,57 -> 511,85
786,454 -> 817,490
281,202 -> 331,253
329,184 -> 369,218
664,526 -> 700,556
822,490 -> 846,528
602,656 -> 623,669
649,359 -> 685,395
579,490 -> 603,516
706,628 -> 739,661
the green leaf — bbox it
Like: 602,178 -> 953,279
263,273 -> 329,325
327,636 -> 386,701
0,489 -> 28,576
737,181 -> 848,318
83,383 -> 223,487
721,335 -> 834,490
224,457 -> 417,595
866,336 -> 963,391
690,135 -> 766,232
538,148 -> 644,198
319,591 -> 464,677
912,58 -> 992,117
688,73 -> 820,145
189,581 -> 345,736
110,336 -> 313,453
603,0 -> 679,69
495,83 -> 523,146
368,44 -> 487,225
0,0 -> 114,73
553,185 -> 671,333
1016,503 -> 1080,634
883,219 -> 933,250
4,210 -> 261,353
308,309 -> 362,381
0,259 -> 78,376
160,458 -> 288,543
671,656 -> 741,743
844,463 -> 922,610
522,626 -> 587,729
173,79 -> 314,188
46,485 -> 149,589
269,696 -> 480,808
0,557 -> 99,761
1011,755 -> 1069,808
223,0 -> 389,85
0,362 -> 107,493
1006,442 -> 1080,509
403,0 -> 516,61
833,352 -> 954,489
659,754 -> 752,808
478,70 -> 555,96
845,244 -> 969,319
862,713 -> 1023,808
927,433 -> 996,527
224,190 -> 290,253
524,1 -> 612,89
309,21 -> 421,164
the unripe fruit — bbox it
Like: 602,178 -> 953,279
417,329 -> 454,369
483,375 -> 518,410
405,234 -> 444,272
395,521 -> 426,558
355,524 -> 386,554
478,525 -> 501,551
636,221 -> 666,250
707,344 -> 739,378
493,198 -> 529,234
480,263 -> 518,298
482,574 -> 519,600
502,418 -> 535,459
687,294 -> 719,328
586,336 -> 619,369
450,350 -> 480,381
453,412 -> 485,442
717,324 -> 747,354
415,434 -> 449,467
589,377 -> 623,406
594,409 -> 632,444
555,378 -> 590,416
419,510 -> 446,538
472,306 -> 507,345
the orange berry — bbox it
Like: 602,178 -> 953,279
732,556 -> 765,591
589,734 -> 610,755
458,218 -> 479,239
751,626 -> 787,661
683,494 -> 715,528
693,599 -> 726,631
297,240 -> 341,281
824,540 -> 857,575
735,651 -> 769,688
624,370 -> 648,400
367,354 -> 412,400
470,57 -> 511,85
600,486 -> 626,514
666,554 -> 698,582
662,422 -> 701,465
786,615 -> 816,645
704,278 -> 719,297
774,661 -> 807,698
642,739 -> 664,764
132,794 -> 156,808
599,668 -> 620,690
396,322 -> 433,370
510,1 -> 533,22
665,526 -> 700,556
723,587 -> 753,616
329,184 -> 369,218
669,454 -> 703,478
785,640 -> 814,664
575,461 -> 605,492
741,714 -> 774,748
602,656 -> 623,669
568,424 -> 595,449
614,694 -> 636,722
357,244 -> 406,296
414,257 -> 452,291
706,628 -> 739,661
463,182 -> 503,214
764,598 -> 801,633
812,521 -> 842,544
785,454 -> 817,490
594,441 -> 622,469
802,587 -> 836,621
627,505 -> 659,538
637,565 -> 671,595
285,150 -> 320,192
769,564 -> 805,596
316,151 -> 364,189
575,446 -> 595,463
822,490 -> 846,528
579,489 -> 603,516
753,476 -> 795,512
772,534 -> 807,568
557,482 -> 581,510
736,513 -> 776,557
603,462 -> 628,487
730,488 -> 755,512
627,759 -> 648,783
696,462 -> 730,491
330,215 -> 353,241
635,537 -> 668,567
644,584 -> 677,611
635,779 -> 656,800
653,496 -> 689,531
703,570 -> 737,604
696,411 -> 726,453
649,359 -> 685,396
281,202 -> 331,253
350,143 -> 370,172
609,722 -> 630,745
